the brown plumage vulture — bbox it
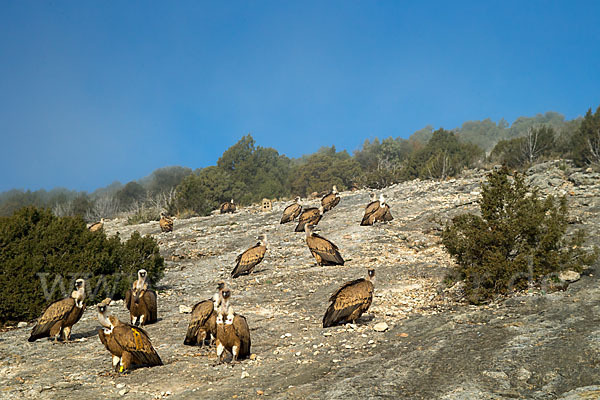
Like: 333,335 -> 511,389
323,269 -> 375,328
231,235 -> 267,278
280,196 -> 302,224
159,212 -> 173,232
88,218 -> 104,232
125,269 -> 157,326
361,194 -> 393,225
28,279 -> 86,342
305,224 -> 344,266
321,185 -> 340,212
183,282 -> 225,346
220,199 -> 236,214
97,299 -> 163,373
294,205 -> 324,232
215,288 -> 251,364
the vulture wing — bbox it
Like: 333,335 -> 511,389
308,234 -> 344,266
233,314 -> 252,358
28,298 -> 75,342
125,289 -> 133,311
360,201 -> 380,226
113,325 -> 163,367
322,193 -> 340,212
323,279 -> 373,328
142,290 -> 158,323
295,208 -> 322,232
231,245 -> 266,278
379,206 -> 394,222
184,299 -> 214,345
280,203 -> 302,224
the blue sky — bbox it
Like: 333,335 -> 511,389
1,1 -> 599,192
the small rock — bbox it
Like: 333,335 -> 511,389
516,367 -> 532,381
17,322 -> 27,328
116,383 -> 125,389
559,270 -> 580,283
256,390 -> 264,395
119,388 -> 128,396
373,322 -> 389,332
179,305 -> 192,314
249,354 -> 257,360
241,371 -> 250,379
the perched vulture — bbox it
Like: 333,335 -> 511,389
374,194 -> 394,223
215,288 -> 251,363
97,299 -> 163,373
323,269 -> 375,328
294,205 -> 325,232
184,282 -> 225,346
305,224 -> 344,266
28,279 -> 86,342
361,193 -> 381,226
220,199 -> 236,214
125,269 -> 157,326
321,185 -> 340,212
361,194 -> 393,225
159,212 -> 173,233
88,218 -> 104,232
231,235 -> 268,278
280,197 -> 302,224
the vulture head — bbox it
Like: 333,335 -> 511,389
258,234 -> 268,246
379,194 -> 386,206
294,196 -> 301,203
370,193 -> 377,202
72,279 -> 86,303
138,269 -> 148,280
97,298 -> 113,330
332,185 -> 338,194
318,205 -> 325,215
367,269 -> 376,282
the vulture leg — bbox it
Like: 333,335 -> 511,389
232,345 -> 239,364
50,324 -> 62,343
63,326 -> 72,342
112,356 -> 120,372
120,353 -> 133,373
216,341 -> 225,364
139,315 -> 145,326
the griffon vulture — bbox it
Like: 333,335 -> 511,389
361,194 -> 393,225
28,279 -> 86,342
321,185 -> 340,212
305,224 -> 345,266
294,205 -> 324,232
323,269 -> 375,328
280,197 -> 302,224
88,218 -> 104,232
183,282 -> 225,346
231,235 -> 267,278
159,212 -> 173,233
215,288 -> 251,363
220,199 -> 236,214
125,269 -> 157,326
97,299 -> 163,372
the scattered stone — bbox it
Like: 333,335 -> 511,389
241,371 -> 250,379
516,368 -> 532,381
559,270 -> 581,283
17,322 -> 27,328
119,388 -> 129,396
373,322 -> 389,332
179,305 -> 193,314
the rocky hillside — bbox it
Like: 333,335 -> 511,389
1,161 -> 600,399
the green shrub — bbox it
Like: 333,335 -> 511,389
0,207 -> 164,324
442,168 -> 597,304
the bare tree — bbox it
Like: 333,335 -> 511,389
521,126 -> 554,164
85,195 -> 120,221
586,128 -> 600,167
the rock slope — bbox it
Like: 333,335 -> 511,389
1,161 -> 600,399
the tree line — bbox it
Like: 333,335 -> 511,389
1,105 -> 599,220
